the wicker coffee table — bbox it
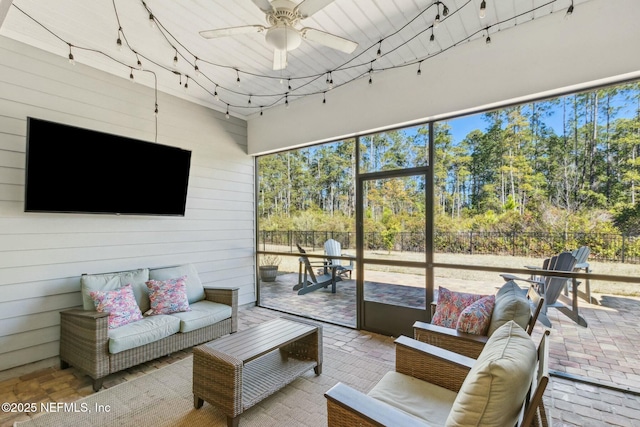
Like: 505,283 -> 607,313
193,316 -> 323,427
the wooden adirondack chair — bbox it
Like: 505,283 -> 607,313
294,255 -> 340,295
323,239 -> 355,278
501,251 -> 587,327
568,246 -> 597,305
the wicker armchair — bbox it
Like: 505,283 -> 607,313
413,282 -> 543,359
325,322 -> 550,427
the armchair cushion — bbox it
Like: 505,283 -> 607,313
487,281 -> 531,336
149,264 -> 205,304
446,320 -> 536,426
368,371 -> 457,425
432,287 -> 487,329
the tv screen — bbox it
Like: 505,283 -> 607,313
24,117 -> 191,216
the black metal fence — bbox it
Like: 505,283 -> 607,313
259,230 -> 640,264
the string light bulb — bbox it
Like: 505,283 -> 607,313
430,27 -> 435,42
129,67 -> 134,82
154,103 -> 158,117
377,40 -> 382,57
214,85 -> 219,101
479,0 -> 486,19
225,104 -> 230,118
67,44 -> 75,65
116,29 -> 123,51
565,1 -> 574,17
417,62 -> 422,76
248,95 -> 252,105
485,29 -> 491,44
148,13 -> 155,28
194,58 -> 200,76
184,76 -> 189,89
288,78 -> 292,91
173,50 -> 178,65
285,93 -> 289,108
323,92 -> 326,104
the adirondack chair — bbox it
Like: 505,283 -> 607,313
323,239 -> 355,278
568,246 -> 597,304
294,254 -> 340,295
501,251 -> 587,327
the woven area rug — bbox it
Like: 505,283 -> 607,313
15,347 -> 392,427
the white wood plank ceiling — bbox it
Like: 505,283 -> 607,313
0,0 -> 586,119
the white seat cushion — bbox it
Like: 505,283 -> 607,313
368,371 -> 457,426
168,300 -> 232,333
488,281 -> 531,336
108,315 -> 180,354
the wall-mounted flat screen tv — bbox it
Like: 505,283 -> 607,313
25,117 -> 191,216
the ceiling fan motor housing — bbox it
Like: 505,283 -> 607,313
265,0 -> 303,51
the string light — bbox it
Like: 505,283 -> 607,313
154,103 -> 158,116
565,0 -> 574,17
67,44 -> 74,65
479,0 -> 487,19
248,95 -> 252,105
10,0 -> 571,117
116,28 -> 123,51
260,106 -> 263,116
173,50 -> 178,65
417,61 -> 422,76
225,104 -> 230,118
129,67 -> 134,82
323,92 -> 326,104
285,93 -> 289,108
184,75 -> 189,89
377,40 -> 382,57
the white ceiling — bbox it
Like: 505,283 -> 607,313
0,0 -> 586,120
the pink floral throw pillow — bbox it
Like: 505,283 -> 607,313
90,284 -> 143,329
145,276 -> 191,315
431,287 -> 487,329
457,294 -> 496,335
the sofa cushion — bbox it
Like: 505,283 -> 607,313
81,268 -> 150,313
432,287 -> 486,329
167,300 -> 233,333
145,276 -> 191,315
369,371 -> 457,425
89,284 -> 144,329
487,281 -> 531,336
107,314 -> 180,354
149,264 -> 205,304
446,320 -> 536,427
457,294 -> 495,335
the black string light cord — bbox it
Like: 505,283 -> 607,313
10,0 -> 574,117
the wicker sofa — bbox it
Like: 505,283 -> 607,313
59,264 -> 238,391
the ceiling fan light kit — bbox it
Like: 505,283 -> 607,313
200,0 -> 358,70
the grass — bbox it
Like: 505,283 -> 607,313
265,246 -> 640,297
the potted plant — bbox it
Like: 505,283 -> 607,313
259,254 -> 281,282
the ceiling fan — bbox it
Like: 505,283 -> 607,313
199,0 -> 358,70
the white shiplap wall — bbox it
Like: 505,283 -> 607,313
0,36 -> 255,371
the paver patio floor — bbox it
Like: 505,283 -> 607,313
260,270 -> 640,393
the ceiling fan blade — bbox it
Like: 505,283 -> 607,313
199,25 -> 265,39
294,0 -> 336,19
251,0 -> 275,13
301,28 -> 358,54
273,49 -> 288,70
